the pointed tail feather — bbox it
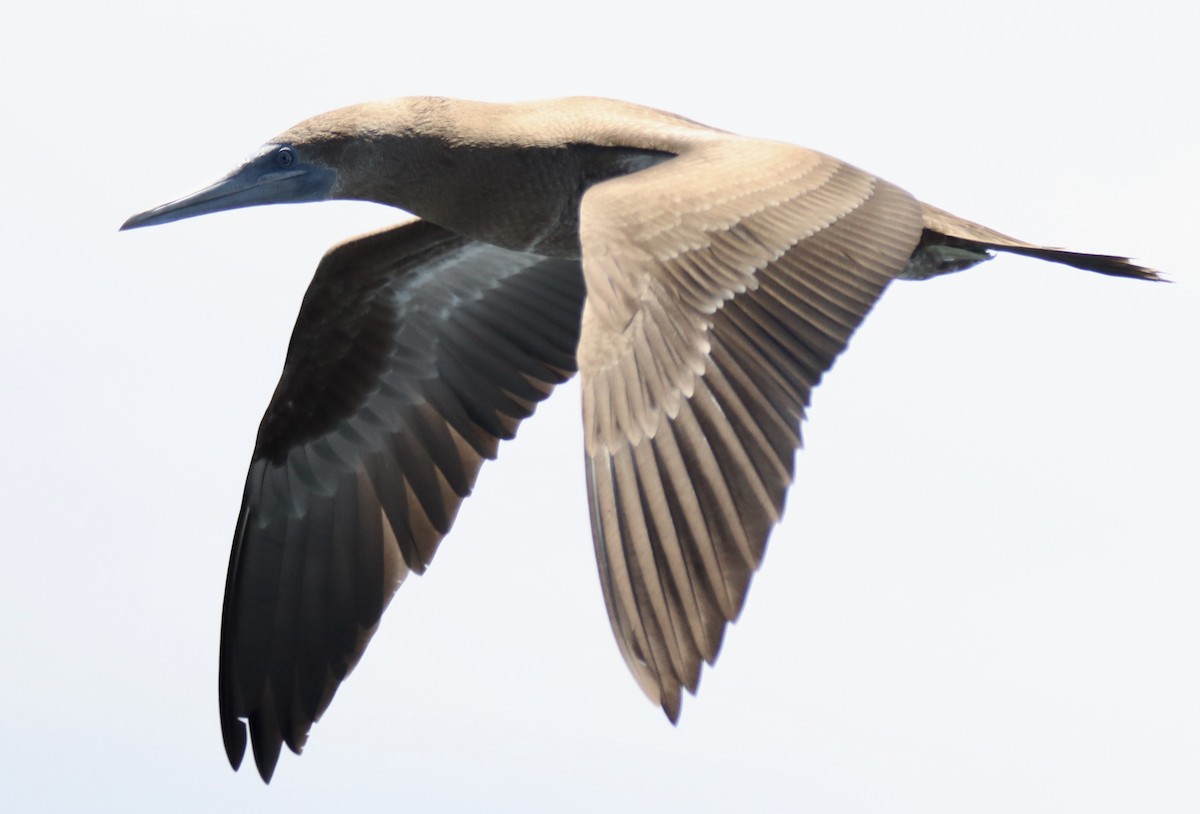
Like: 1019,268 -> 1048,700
986,244 -> 1163,281
919,202 -> 1164,282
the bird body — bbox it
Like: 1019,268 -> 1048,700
122,96 -> 1158,781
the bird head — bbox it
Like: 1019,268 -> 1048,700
120,99 -> 465,231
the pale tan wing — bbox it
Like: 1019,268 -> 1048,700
220,220 -> 585,780
577,137 -> 925,718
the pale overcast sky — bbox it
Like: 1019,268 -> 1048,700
2,1 -> 1197,811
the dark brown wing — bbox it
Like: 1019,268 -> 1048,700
576,137 -> 925,719
220,219 -> 585,780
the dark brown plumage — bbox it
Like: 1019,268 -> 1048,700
121,96 -> 1159,781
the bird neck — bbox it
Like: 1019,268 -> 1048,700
335,134 -> 671,257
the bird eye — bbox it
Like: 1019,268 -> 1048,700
275,147 -> 296,168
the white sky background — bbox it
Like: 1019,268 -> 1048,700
2,1 -> 1197,810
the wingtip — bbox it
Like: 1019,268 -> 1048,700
224,726 -> 247,772
220,695 -> 250,773
661,694 -> 682,725
223,717 -> 280,783
251,734 -> 282,784
247,710 -> 286,783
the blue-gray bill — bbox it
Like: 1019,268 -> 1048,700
121,145 -> 335,230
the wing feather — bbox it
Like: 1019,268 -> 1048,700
577,137 -> 925,716
220,220 -> 585,780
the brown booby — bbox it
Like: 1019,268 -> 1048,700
122,96 -> 1160,781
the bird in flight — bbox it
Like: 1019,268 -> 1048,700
123,96 -> 1159,781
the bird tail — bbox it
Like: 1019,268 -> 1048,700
981,244 -> 1162,281
918,202 -> 1164,282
